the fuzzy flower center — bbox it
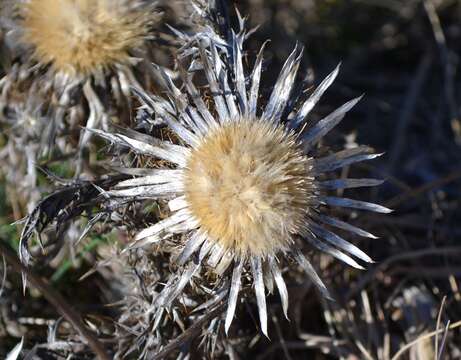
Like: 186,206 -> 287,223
184,119 -> 313,257
20,0 -> 151,76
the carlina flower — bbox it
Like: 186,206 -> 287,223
18,0 -> 156,78
0,0 -> 162,156
92,17 -> 391,337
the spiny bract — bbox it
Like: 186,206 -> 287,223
92,15 -> 391,337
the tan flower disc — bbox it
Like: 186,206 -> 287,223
185,119 -> 313,257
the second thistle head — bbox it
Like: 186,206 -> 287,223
18,0 -> 157,78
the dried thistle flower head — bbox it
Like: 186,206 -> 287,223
19,0 -> 154,77
92,16 -> 391,338
185,118 -> 313,257
0,0 -> 163,210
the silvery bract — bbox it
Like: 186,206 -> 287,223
89,11 -> 391,338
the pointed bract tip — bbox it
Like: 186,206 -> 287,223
331,62 -> 341,75
351,94 -> 365,105
21,273 -> 27,296
325,294 -> 335,302
380,206 -> 394,214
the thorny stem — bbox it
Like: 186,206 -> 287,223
0,240 -> 110,360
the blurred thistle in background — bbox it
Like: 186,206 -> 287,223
0,0 -> 163,214
1,0 -> 163,143
20,0 -> 156,78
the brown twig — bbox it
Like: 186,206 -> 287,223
391,319 -> 461,360
386,54 -> 432,173
435,295 -> 447,359
388,266 -> 461,278
359,214 -> 461,235
272,312 -> 293,360
346,246 -> 461,300
385,168 -> 461,208
0,240 -> 110,360
423,0 -> 461,144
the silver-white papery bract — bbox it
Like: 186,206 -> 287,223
92,13 -> 390,337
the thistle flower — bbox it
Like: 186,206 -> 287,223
19,0 -> 155,78
0,0 -> 165,215
84,16 -> 391,337
0,0 -> 161,150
